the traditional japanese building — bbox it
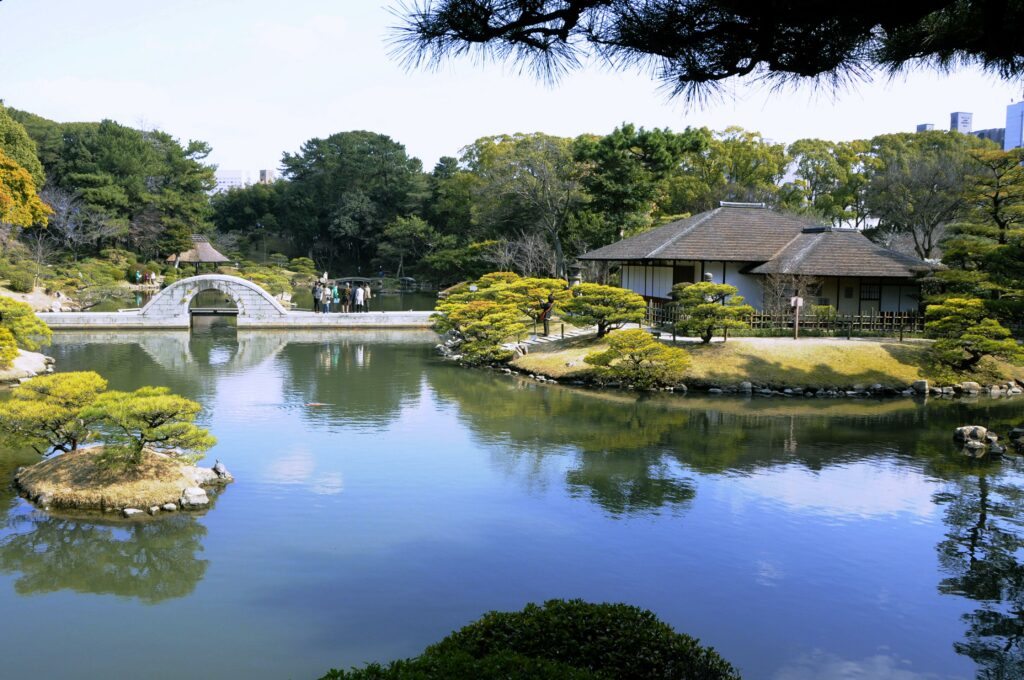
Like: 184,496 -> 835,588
578,203 -> 933,313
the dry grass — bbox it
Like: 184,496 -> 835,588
16,448 -> 195,511
512,336 -> 1024,390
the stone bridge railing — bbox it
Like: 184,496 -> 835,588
37,274 -> 435,330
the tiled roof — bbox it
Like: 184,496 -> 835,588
579,205 -> 817,262
750,228 -> 933,278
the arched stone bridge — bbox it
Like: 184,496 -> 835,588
37,274 -> 434,329
140,274 -> 289,325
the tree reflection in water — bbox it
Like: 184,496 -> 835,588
0,513 -> 208,604
935,470 -> 1024,678
567,450 -> 695,516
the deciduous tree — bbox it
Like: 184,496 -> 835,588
465,133 -> 583,278
865,131 -> 983,259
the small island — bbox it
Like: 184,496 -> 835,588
1,371 -> 229,518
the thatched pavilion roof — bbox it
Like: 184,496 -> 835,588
167,235 -> 230,264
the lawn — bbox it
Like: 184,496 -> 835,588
512,336 -> 1024,390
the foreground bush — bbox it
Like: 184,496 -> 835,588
321,599 -> 739,680
437,299 -> 526,364
585,329 -> 691,389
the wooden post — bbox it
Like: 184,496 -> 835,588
793,302 -> 800,340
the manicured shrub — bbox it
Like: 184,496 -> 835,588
561,283 -> 647,337
0,297 -> 51,350
432,272 -> 571,362
434,299 -> 526,364
0,371 -> 108,454
810,304 -> 837,322
82,386 -> 216,468
321,650 -> 594,679
289,256 -> 318,276
0,327 -> 18,369
585,329 -> 691,389
925,297 -> 1023,370
321,600 -> 738,680
671,282 -> 754,343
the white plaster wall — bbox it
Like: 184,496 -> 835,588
621,265 -> 673,298
836,278 -> 861,315
724,262 -> 765,309
880,285 -> 901,313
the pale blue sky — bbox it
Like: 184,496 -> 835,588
1,0 -> 1019,171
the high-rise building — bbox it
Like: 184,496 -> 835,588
950,111 -> 973,134
974,128 -> 1006,147
916,123 -> 935,132
212,169 -> 278,193
1005,101 -> 1024,150
214,170 -> 255,193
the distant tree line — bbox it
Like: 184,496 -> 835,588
209,123 -> 999,282
0,100 -> 1019,310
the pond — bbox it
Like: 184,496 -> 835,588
1,320 -> 1022,679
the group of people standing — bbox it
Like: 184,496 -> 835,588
312,280 -> 373,314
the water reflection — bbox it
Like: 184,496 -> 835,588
277,335 -> 431,427
935,471 -> 1024,677
567,450 -> 695,516
0,513 -> 208,604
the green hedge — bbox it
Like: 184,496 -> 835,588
321,600 -> 739,680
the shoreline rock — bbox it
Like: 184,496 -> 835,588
492,363 -> 1024,401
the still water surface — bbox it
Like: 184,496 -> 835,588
1,319 -> 1022,679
